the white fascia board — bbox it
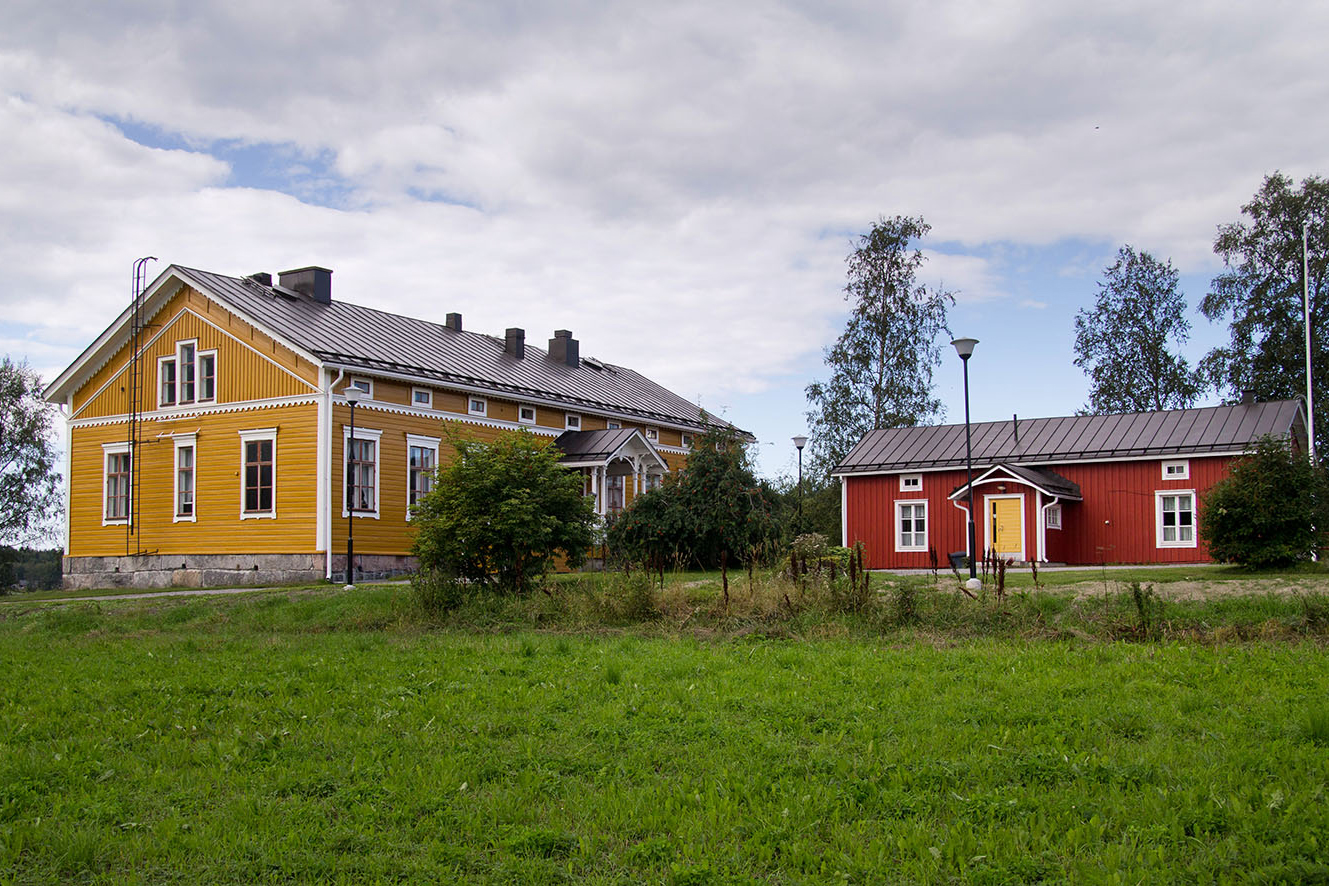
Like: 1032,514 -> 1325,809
832,449 -> 1252,479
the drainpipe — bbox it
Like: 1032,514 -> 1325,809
1039,495 -> 1061,564
324,368 -> 345,580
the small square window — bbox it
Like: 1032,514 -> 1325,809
518,405 -> 537,425
566,414 -> 581,430
1162,460 -> 1189,480
348,378 -> 372,397
645,428 -> 659,441
1046,504 -> 1062,530
606,421 -> 621,429
412,388 -> 433,408
681,433 -> 694,447
468,397 -> 487,416
900,473 -> 922,491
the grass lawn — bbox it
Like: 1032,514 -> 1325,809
2,582 -> 1328,884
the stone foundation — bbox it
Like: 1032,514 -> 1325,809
66,553 -> 327,591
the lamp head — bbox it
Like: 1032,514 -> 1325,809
345,385 -> 364,405
951,337 -> 978,360
792,435 -> 808,451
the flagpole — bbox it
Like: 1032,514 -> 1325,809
1305,222 -> 1316,465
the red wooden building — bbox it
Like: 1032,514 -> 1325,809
832,400 -> 1307,569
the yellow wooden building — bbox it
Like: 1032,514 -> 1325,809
46,264 -> 735,588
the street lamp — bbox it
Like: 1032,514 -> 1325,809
344,385 -> 363,590
951,338 -> 979,581
792,435 -> 808,526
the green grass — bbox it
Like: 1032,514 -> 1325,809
2,584 -> 1328,883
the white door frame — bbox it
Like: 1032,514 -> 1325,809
983,493 -> 1025,560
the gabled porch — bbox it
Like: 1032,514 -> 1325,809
553,428 -> 669,518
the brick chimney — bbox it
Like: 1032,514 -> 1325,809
277,267 -> 332,304
505,327 -> 525,359
445,312 -> 463,332
548,330 -> 579,367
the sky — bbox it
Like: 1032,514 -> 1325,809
3,1 -> 1327,480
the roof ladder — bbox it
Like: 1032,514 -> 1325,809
125,256 -> 156,557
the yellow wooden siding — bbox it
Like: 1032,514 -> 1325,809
68,404 -> 319,557
73,286 -> 319,419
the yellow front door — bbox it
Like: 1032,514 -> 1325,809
988,498 -> 1022,559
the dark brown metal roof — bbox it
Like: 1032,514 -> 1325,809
173,265 -> 737,433
834,401 -> 1307,474
553,428 -> 641,463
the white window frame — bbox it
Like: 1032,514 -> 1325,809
342,426 -> 383,519
566,413 -> 582,431
645,427 -> 659,441
606,420 -> 621,430
157,354 -> 177,408
411,387 -> 433,409
1045,504 -> 1062,530
518,404 -> 537,425
900,473 -> 922,492
681,433 -> 694,448
895,499 -> 928,553
173,434 -> 197,523
467,397 -> 487,417
238,428 -> 278,520
197,349 -> 217,403
102,441 -> 131,526
406,433 -> 441,519
176,339 -> 198,405
1162,460 -> 1190,480
1156,490 -> 1197,548
347,377 -> 373,398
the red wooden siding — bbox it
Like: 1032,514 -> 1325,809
845,455 -> 1234,568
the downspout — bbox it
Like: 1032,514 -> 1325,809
322,368 -> 344,580
62,399 -> 72,560
951,498 -> 971,558
1039,495 -> 1061,564
840,478 -> 848,548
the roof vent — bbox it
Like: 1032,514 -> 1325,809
548,329 -> 579,367
445,313 -> 463,332
246,272 -> 272,287
505,327 -> 525,359
583,357 -> 604,371
277,266 -> 332,304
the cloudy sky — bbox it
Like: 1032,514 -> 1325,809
3,1 -> 1326,477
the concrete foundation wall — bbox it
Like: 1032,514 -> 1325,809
63,553 -> 421,590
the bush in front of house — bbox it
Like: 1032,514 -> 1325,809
410,430 -> 597,594
606,426 -> 780,571
1201,436 -> 1329,568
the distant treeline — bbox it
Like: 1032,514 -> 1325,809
0,547 -> 63,592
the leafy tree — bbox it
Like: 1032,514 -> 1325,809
0,357 -> 61,547
1200,436 -> 1328,568
805,216 -> 953,475
1073,245 -> 1200,413
606,427 -> 779,569
410,430 -> 596,593
1201,172 -> 1329,459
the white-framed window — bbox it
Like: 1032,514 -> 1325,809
102,442 -> 131,525
566,413 -> 582,431
1162,460 -> 1190,480
518,405 -> 537,425
158,340 -> 216,408
645,427 -> 659,441
896,500 -> 927,552
606,420 -> 621,429
412,387 -> 433,408
407,434 -> 440,518
681,433 -> 694,448
1046,504 -> 1062,530
239,428 -> 277,519
174,434 -> 197,522
607,474 -> 625,513
468,397 -> 487,417
347,377 -> 373,397
1156,490 -> 1196,547
900,473 -> 922,491
342,426 -> 383,518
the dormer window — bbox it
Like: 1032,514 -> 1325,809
158,340 -> 217,408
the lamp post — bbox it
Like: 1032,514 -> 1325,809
344,385 -> 363,590
951,338 -> 979,581
792,435 -> 808,527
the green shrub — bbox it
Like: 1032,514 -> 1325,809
409,568 -> 469,616
411,430 -> 597,594
1201,436 -> 1329,568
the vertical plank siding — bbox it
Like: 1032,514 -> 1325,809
846,455 -> 1235,569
